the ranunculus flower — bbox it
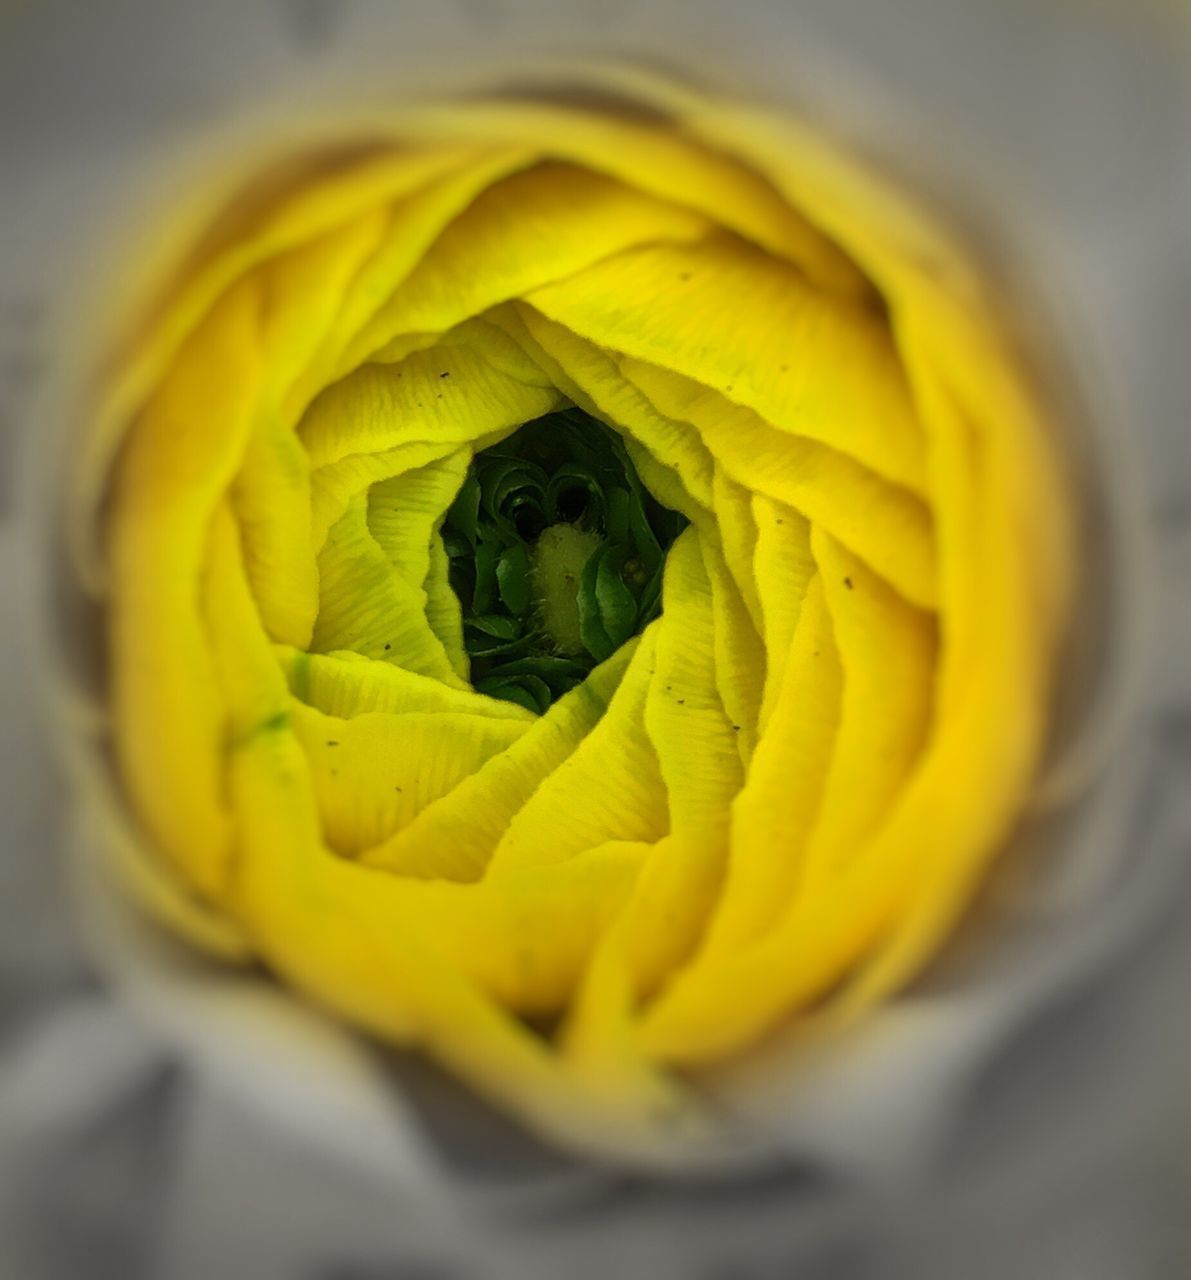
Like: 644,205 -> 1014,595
68,73 -> 1073,1155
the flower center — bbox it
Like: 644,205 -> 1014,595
441,409 -> 687,713
529,523 -> 603,656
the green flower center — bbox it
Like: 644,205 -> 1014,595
441,409 -> 688,713
530,523 -> 603,656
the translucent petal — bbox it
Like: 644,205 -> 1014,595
310,438 -> 471,556
700,540 -> 765,766
367,453 -> 468,583
598,534 -> 747,996
424,534 -> 469,680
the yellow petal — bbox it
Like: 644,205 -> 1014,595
299,339 -> 559,471
492,302 -> 716,515
401,99 -> 869,296
290,700 -> 530,857
231,214 -> 391,649
489,629 -> 669,872
312,493 -> 465,686
802,528 -> 936,883
283,148 -> 538,415
77,143 -> 502,585
361,643 -> 637,880
109,277 -> 264,895
697,574 -> 841,961
345,161 -> 712,365
276,644 -> 532,722
526,232 -> 927,494
367,452 -> 471,675
619,355 -> 938,609
750,498 -> 817,734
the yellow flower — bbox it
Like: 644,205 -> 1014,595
70,73 -> 1073,1156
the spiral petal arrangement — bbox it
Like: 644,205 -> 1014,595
74,76 -> 1073,1152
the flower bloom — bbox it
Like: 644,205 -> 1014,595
71,75 -> 1073,1153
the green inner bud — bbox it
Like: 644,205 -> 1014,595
440,408 -> 688,714
530,524 -> 604,655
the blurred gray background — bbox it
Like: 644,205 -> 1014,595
1,1 -> 1190,1277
